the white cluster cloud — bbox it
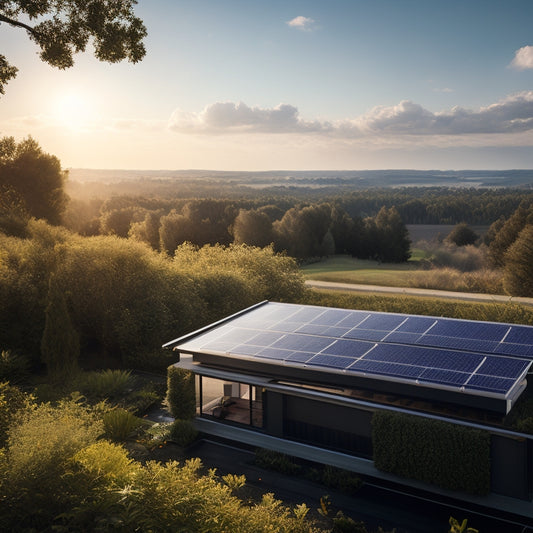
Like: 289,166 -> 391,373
351,92 -> 533,135
169,101 -> 329,134
286,16 -> 315,31
169,92 -> 533,139
510,45 -> 533,70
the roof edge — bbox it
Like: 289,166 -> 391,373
162,300 -> 269,350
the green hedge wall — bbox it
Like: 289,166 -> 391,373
372,410 -> 490,495
166,366 -> 196,420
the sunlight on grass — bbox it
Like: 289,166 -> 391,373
301,255 -> 417,287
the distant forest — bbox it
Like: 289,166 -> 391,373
68,169 -> 533,227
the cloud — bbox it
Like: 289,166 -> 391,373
354,92 -> 533,135
169,93 -> 533,140
287,16 -> 315,31
169,101 -> 330,134
510,45 -> 533,70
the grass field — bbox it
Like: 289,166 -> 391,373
301,255 -> 419,287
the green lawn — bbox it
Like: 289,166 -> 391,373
301,254 -> 420,287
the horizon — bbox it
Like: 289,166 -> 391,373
3,1 -> 533,171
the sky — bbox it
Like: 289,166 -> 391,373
2,0 -> 533,171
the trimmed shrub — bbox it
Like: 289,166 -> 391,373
168,418 -> 198,447
166,366 -> 195,419
372,411 -> 490,495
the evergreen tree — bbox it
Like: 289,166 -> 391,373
489,203 -> 533,267
503,225 -> 533,297
41,275 -> 79,378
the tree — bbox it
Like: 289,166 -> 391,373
232,208 -> 273,247
503,224 -> 533,297
0,0 -> 146,94
488,203 -> 533,267
374,206 -> 411,262
273,204 -> 332,259
0,136 -> 68,224
446,223 -> 478,247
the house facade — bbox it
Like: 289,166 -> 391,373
164,301 -> 533,516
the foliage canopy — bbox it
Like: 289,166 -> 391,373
0,0 -> 146,94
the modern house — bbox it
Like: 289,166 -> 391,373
163,300 -> 533,518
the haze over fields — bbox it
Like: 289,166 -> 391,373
68,168 -> 533,189
2,1 -> 533,171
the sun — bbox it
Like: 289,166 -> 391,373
51,89 -> 96,131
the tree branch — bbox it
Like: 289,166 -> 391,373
0,13 -> 38,36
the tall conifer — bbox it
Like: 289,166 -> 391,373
41,275 -> 79,378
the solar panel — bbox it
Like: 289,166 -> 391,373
383,331 -> 423,344
307,354 -> 355,369
171,301 -> 533,403
310,308 -> 353,326
505,327 -> 533,345
496,343 -> 533,357
343,328 -> 387,342
396,316 -> 436,334
419,368 -> 470,387
465,375 -> 515,394
476,357 -> 530,379
320,339 -> 374,357
417,335 -> 500,354
429,321 -> 509,341
271,334 -> 333,352
355,314 -> 406,331
349,359 -> 425,378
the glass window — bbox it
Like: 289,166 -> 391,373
199,376 -> 263,428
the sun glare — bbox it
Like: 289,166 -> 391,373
51,89 -> 96,130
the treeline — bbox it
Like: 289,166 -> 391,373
65,197 -> 412,262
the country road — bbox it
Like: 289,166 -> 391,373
305,280 -> 533,307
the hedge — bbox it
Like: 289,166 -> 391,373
166,366 -> 196,420
372,410 -> 490,495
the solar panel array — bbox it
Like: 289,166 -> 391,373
176,302 -> 533,398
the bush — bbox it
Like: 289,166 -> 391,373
79,369 -> 136,400
332,512 -> 368,533
254,448 -> 302,475
0,350 -> 29,383
421,242 -> 487,272
0,381 -> 32,447
0,399 -> 103,529
372,411 -> 490,495
122,386 -> 161,415
103,407 -> 143,442
168,418 -> 198,447
321,465 -> 362,495
166,366 -> 196,419
74,440 -> 138,485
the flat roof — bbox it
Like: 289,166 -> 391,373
165,301 -> 533,414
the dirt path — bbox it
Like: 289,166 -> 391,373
305,280 -> 533,307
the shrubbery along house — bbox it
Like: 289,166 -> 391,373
164,300 -> 533,517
